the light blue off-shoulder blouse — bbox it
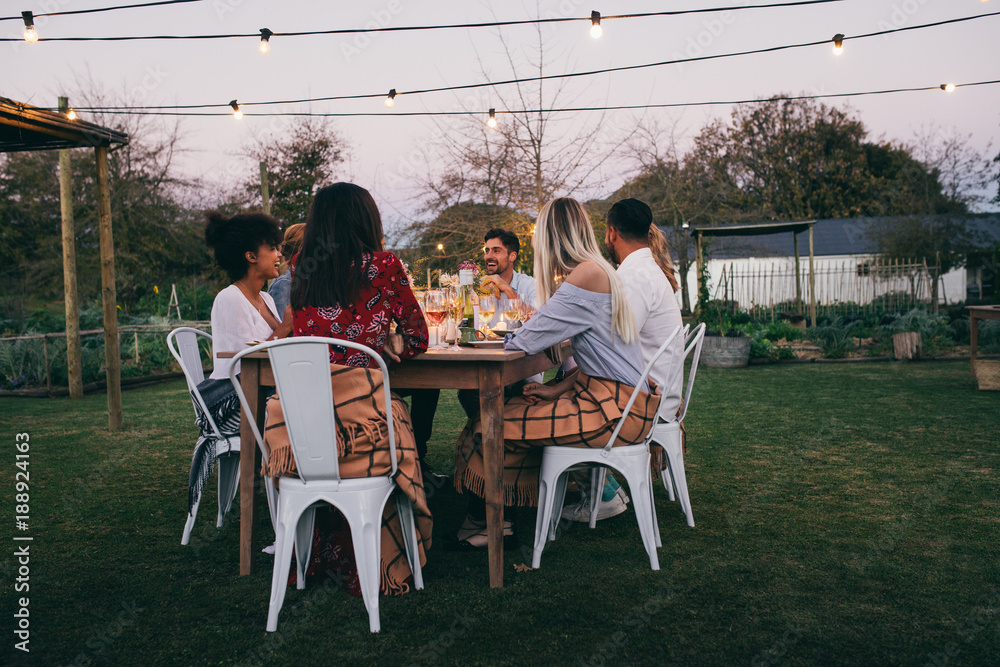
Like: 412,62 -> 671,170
504,282 -> 648,391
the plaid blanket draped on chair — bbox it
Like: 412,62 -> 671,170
262,365 -> 432,595
454,373 -> 661,507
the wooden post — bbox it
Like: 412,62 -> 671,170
695,231 -> 704,312
42,335 -> 52,392
793,232 -> 802,314
808,225 -> 817,327
259,161 -> 271,215
96,146 -> 123,430
893,332 -> 922,360
133,329 -> 140,363
58,96 -> 84,399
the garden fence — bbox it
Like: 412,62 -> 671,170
0,322 -> 210,391
711,257 -> 937,319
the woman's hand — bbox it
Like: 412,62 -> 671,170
267,306 -> 294,341
382,332 -> 404,364
522,381 -> 562,405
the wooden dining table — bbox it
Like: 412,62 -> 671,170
223,341 -> 566,588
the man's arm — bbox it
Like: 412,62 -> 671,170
484,274 -> 519,300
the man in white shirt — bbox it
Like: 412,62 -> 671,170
605,198 -> 684,415
562,198 -> 685,523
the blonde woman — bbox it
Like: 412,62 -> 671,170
453,197 -> 662,548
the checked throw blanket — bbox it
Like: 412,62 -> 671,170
262,365 -> 432,595
454,373 -> 661,507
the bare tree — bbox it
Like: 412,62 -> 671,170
411,8 -> 635,262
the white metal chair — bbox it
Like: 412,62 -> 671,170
648,323 -> 707,529
531,325 -> 683,571
167,327 -> 241,546
228,337 -> 424,634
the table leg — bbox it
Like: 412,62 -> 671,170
478,363 -> 505,588
239,358 -> 262,576
970,315 -> 979,378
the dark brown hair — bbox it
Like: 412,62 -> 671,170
291,182 -> 385,309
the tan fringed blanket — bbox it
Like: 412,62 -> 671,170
454,373 -> 661,507
263,365 -> 432,595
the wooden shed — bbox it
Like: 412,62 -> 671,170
1,96 -> 129,429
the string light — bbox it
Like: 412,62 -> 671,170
22,11 -> 38,42
437,243 -> 444,250
385,89 -> 396,108
229,99 -> 243,119
66,108 -> 77,120
258,28 -> 272,54
940,83 -> 956,92
487,108 -> 497,128
832,33 -> 844,54
590,11 -> 602,38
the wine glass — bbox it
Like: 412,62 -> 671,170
445,286 -> 464,348
503,298 -> 523,330
423,290 -> 449,349
478,295 -> 496,334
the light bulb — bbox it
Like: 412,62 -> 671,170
832,33 -> 844,55
590,11 -> 602,39
941,83 -> 956,92
230,100 -> 243,119
67,108 -> 77,120
259,28 -> 272,55
487,108 -> 497,128
385,89 -> 396,108
437,243 -> 444,250
22,11 -> 37,43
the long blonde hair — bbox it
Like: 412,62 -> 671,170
648,225 -> 680,293
533,198 -> 637,343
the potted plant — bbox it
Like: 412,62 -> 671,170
699,301 -> 751,368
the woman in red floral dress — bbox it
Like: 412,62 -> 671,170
265,182 -> 432,595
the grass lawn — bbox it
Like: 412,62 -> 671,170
1,360 -> 998,665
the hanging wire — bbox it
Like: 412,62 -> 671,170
0,0 -> 204,22
0,0 -> 845,35
54,10 -> 1000,113
73,78 -> 1000,117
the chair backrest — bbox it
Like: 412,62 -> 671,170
601,324 -> 683,453
675,323 -> 706,423
167,327 -> 227,440
167,327 -> 211,391
228,337 -> 397,484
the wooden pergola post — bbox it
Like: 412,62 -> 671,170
95,146 -> 122,430
58,96 -> 83,398
808,224 -> 817,327
695,231 -> 704,311
793,232 -> 802,313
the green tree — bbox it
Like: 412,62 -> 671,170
0,111 -> 208,324
237,117 -> 349,226
413,203 -> 531,283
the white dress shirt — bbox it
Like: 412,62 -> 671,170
617,248 -> 684,416
209,284 -> 279,380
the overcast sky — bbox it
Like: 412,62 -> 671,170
6,0 -> 999,229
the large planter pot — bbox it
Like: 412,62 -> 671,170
701,335 -> 751,368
